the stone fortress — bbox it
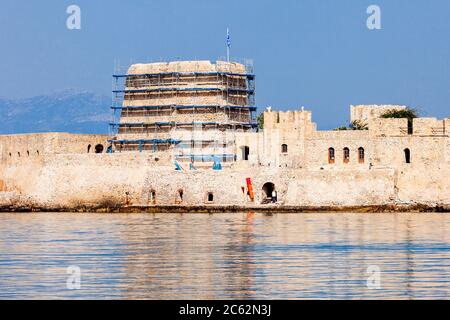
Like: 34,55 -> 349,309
0,60 -> 449,212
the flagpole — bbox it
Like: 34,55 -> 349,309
226,28 -> 230,62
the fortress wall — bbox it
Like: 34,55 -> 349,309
122,95 -> 229,107
0,133 -> 57,161
1,152 -> 447,209
264,110 -> 315,130
369,136 -> 447,166
118,108 -> 251,124
447,134 -> 450,162
115,128 -> 241,143
309,130 -> 369,139
412,118 -> 445,136
284,168 -> 396,206
118,111 -> 231,124
262,111 -> 316,168
116,133 -> 173,141
1,106 -> 448,210
369,118 -> 409,137
0,133 -> 109,163
128,61 -> 246,75
396,164 -> 450,204
305,133 -> 371,169
303,133 -> 448,169
234,131 -> 261,164
350,105 -> 406,124
0,154 -> 397,207
115,60 -> 253,155
0,153 -> 172,207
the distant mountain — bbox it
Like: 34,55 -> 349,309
0,89 -> 111,134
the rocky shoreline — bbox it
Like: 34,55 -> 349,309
1,203 -> 449,213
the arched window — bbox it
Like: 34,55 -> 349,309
343,148 -> 350,163
95,144 -> 104,154
207,192 -> 214,202
404,148 -> 411,164
87,144 -> 92,153
328,148 -> 335,164
27,150 -> 30,156
281,144 -> 288,153
358,147 -> 365,164
241,146 -> 250,161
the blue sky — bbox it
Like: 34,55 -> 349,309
0,0 -> 449,128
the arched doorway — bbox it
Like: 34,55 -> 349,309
262,182 -> 275,204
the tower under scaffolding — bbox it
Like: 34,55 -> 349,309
109,59 -> 257,166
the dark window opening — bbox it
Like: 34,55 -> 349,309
87,144 -> 92,153
95,144 -> 104,153
343,148 -> 350,164
281,144 -> 288,153
407,120 -> 413,135
17,152 -> 20,157
242,146 -> 250,161
404,148 -> 411,164
149,190 -> 156,205
328,148 -> 335,164
207,192 -> 214,202
358,147 -> 365,164
178,190 -> 184,201
27,150 -> 30,156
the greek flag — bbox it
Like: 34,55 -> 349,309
227,28 -> 231,49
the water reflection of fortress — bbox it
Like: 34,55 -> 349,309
116,214 -> 448,299
0,60 -> 449,210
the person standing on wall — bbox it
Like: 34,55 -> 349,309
272,190 -> 277,203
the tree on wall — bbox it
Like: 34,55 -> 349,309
335,120 -> 368,131
380,108 -> 419,120
335,125 -> 348,131
257,113 -> 264,130
381,108 -> 419,134
349,120 -> 368,130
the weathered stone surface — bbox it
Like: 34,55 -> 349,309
0,60 -> 448,212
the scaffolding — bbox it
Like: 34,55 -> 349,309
109,59 -> 257,164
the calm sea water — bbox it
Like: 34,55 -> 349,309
0,212 -> 449,300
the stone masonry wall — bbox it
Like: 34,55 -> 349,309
0,106 -> 448,210
0,151 -> 448,208
0,153 -> 405,208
